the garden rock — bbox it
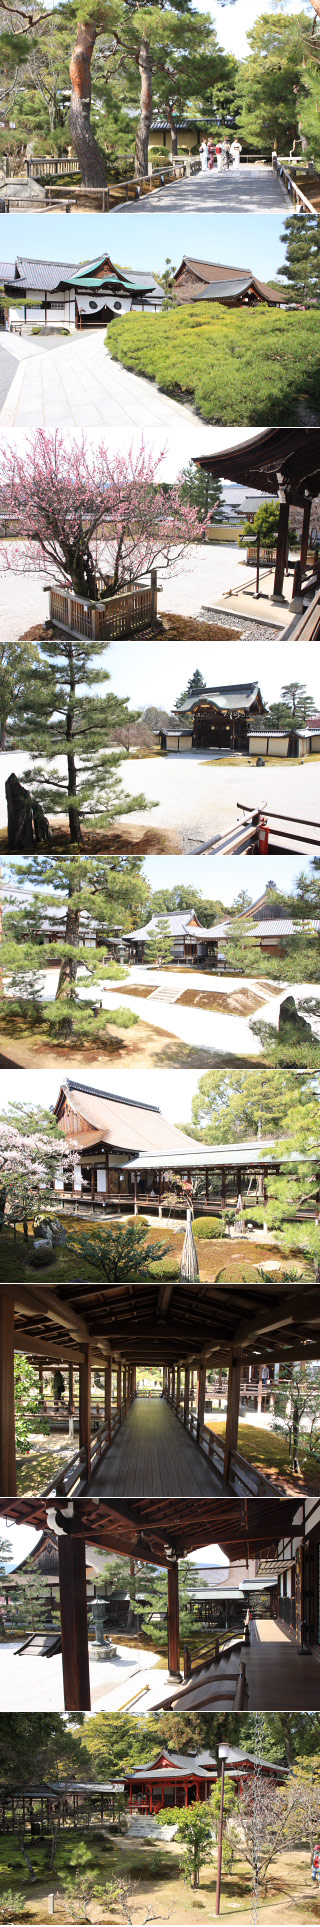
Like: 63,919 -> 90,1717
5,773 -> 34,851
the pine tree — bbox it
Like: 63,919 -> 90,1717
278,214 -> 320,306
13,642 -> 147,848
144,916 -> 174,966
1,852 -> 148,1047
175,669 -> 207,712
179,463 -> 224,523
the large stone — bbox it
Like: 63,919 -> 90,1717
5,773 -> 34,851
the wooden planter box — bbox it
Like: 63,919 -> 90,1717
49,572 -> 157,639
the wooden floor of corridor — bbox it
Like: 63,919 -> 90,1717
87,1396 -> 223,1496
245,1618 -> 320,1709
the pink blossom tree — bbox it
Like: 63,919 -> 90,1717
0,432 -> 206,602
0,1112 -> 78,1244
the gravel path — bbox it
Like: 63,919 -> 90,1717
118,164 -> 286,214
0,540 -> 249,639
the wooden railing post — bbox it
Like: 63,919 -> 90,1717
184,1366 -> 190,1427
104,1360 -> 112,1438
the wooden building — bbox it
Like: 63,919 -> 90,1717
53,1077 -> 286,1216
173,256 -> 284,308
4,1499 -> 320,1711
156,684 -> 266,754
0,1745 -> 286,1835
195,428 -> 320,604
125,908 -> 218,965
0,251 -> 163,331
125,892 -> 320,967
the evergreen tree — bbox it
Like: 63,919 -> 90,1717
183,1068 -> 320,1144
175,668 -> 207,712
68,1220 -> 171,1279
273,1363 -> 320,1465
1,853 -> 148,1046
0,640 -> 41,752
12,646 -> 147,848
236,13 -> 311,154
179,463 -> 224,523
144,915 -> 174,965
278,213 -> 320,306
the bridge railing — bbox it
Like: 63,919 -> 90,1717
273,155 -> 318,214
41,1392 -> 135,1496
165,1389 -> 281,1494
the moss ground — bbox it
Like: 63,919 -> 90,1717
0,1836 -> 318,1924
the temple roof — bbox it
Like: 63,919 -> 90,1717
194,428 -> 320,503
0,254 -> 162,296
179,683 -> 265,715
127,910 -> 207,940
54,1078 -> 201,1153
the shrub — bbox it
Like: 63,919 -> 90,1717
107,304 -> 320,427
193,1216 -> 222,1238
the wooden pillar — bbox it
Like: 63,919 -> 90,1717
79,1345 -> 91,1480
58,1533 -> 91,1711
68,1364 -> 74,1414
300,496 -> 312,576
184,1366 -> 190,1426
122,1365 -> 126,1408
197,1358 -> 206,1440
0,1293 -> 16,1494
224,1352 -> 241,1486
134,1171 -> 138,1216
104,1360 -> 112,1433
132,1366 -> 136,1396
117,1364 -> 122,1412
176,1367 -> 181,1411
273,499 -> 290,600
172,1366 -> 176,1406
167,1560 -> 181,1677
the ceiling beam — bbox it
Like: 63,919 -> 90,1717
232,1288 -> 320,1352
5,1280 -> 91,1342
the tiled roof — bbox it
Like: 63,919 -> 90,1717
180,682 -> 263,715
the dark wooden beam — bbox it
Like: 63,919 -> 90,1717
58,1533 -> 91,1711
79,1344 -> 92,1479
5,1279 -> 89,1342
0,1292 -> 16,1494
197,1358 -> 206,1438
273,498 -> 290,599
224,1352 -> 241,1485
167,1560 -> 181,1677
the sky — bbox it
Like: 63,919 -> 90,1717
106,638 -> 320,712
207,0 -> 307,58
142,853 -> 309,896
1,210 -> 286,283
0,1067 -> 207,1122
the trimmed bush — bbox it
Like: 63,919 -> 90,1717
107,303 -> 320,427
193,1216 -> 222,1238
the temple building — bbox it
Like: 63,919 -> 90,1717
156,683 -> 266,753
125,893 -> 320,965
0,1745 -> 287,1835
53,1076 -> 278,1214
0,252 -> 163,330
173,256 -> 284,308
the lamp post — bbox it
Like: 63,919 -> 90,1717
215,1744 -> 228,1916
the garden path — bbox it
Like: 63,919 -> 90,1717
86,1395 -> 223,1496
0,327 -> 215,437
118,165 -> 286,215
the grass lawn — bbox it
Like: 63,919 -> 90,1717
0,1835 -> 318,1924
107,303 -> 320,427
208,1418 -> 320,1492
0,1220 -> 305,1286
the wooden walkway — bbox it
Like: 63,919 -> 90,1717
87,1397 -> 223,1496
245,1618 -> 320,1709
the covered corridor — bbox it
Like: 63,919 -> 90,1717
86,1395 -> 223,1497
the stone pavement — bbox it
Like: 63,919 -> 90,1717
118,164 -> 287,215
0,339 -> 19,407
0,326 -> 215,436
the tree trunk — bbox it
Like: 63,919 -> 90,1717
56,862 -> 81,1008
65,641 -> 83,845
69,21 -> 108,187
166,101 -> 178,158
135,37 -> 153,177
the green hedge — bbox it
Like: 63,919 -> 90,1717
107,303 -> 320,427
193,1216 -> 222,1238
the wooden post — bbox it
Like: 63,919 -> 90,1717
184,1366 -> 190,1426
58,1533 -> 91,1711
122,1365 -> 126,1409
293,495 -> 312,597
197,1358 -> 206,1440
273,499 -> 290,600
104,1361 -> 112,1434
176,1367 -> 181,1412
167,1559 -> 181,1677
224,1352 -> 241,1486
79,1344 -> 91,1480
68,1364 -> 74,1414
172,1366 -> 176,1407
117,1364 -> 122,1412
0,1293 -> 16,1494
